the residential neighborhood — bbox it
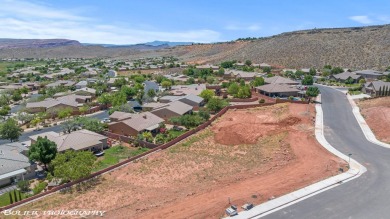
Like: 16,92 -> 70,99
0,54 -> 389,219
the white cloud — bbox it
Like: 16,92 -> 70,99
225,23 -> 261,31
0,0 -> 221,44
349,15 -> 373,24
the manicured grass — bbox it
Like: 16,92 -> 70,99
0,190 -> 28,207
349,91 -> 362,95
93,146 -> 149,172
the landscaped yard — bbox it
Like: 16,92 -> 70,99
17,103 -> 345,219
93,146 -> 149,172
0,190 -> 28,207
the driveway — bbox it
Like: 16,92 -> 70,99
263,85 -> 390,219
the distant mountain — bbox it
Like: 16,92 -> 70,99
143,41 -> 193,47
0,39 -> 81,49
82,40 -> 193,49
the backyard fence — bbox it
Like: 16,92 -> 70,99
0,101 -> 306,211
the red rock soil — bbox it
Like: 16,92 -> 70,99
19,103 -> 345,219
357,96 -> 390,143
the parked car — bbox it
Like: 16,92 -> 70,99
101,118 -> 111,123
225,207 -> 238,217
172,125 -> 183,131
241,203 -> 254,211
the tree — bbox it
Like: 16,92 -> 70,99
141,131 -> 153,142
9,192 -> 13,204
77,117 -> 105,133
61,120 -> 79,134
97,93 -> 112,107
302,75 -> 314,85
17,180 -> 30,192
155,75 -> 165,84
111,91 -> 127,107
161,80 -> 172,89
306,87 -> 320,100
199,89 -> 214,102
186,77 -> 195,84
0,106 -> 10,118
263,66 -> 271,73
79,104 -> 90,115
236,85 -> 251,98
15,112 -> 34,124
0,118 -> 23,142
217,68 -> 225,76
309,68 -> 316,76
58,107 -> 73,119
147,89 -> 156,98
359,79 -> 366,84
227,83 -> 240,95
344,77 -> 355,84
12,90 -> 23,102
251,77 -> 265,87
245,60 -> 252,66
206,76 -> 215,84
28,136 -> 57,169
331,67 -> 344,74
20,87 -> 29,95
207,98 -> 228,112
113,78 -> 127,87
51,150 -> 96,182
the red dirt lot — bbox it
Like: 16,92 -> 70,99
18,103 -> 345,219
357,96 -> 390,143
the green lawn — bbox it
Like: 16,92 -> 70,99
0,190 -> 28,207
349,91 -> 362,95
93,146 -> 149,172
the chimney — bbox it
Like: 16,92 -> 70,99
143,115 -> 147,119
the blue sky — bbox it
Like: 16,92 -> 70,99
0,0 -> 389,44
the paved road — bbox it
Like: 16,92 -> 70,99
0,110 -> 109,145
263,85 -> 390,219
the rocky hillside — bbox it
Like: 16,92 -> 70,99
164,24 -> 390,69
0,39 -> 81,49
1,24 -> 390,69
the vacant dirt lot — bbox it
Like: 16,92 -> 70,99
357,96 -> 390,143
18,103 -> 345,219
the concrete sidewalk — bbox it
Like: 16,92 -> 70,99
346,94 -> 390,149
226,94 -> 366,219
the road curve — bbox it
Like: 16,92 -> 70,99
262,85 -> 390,219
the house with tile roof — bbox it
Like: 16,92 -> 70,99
0,144 -> 36,187
329,72 -> 363,83
264,76 -> 300,85
108,112 -> 164,136
362,81 -> 390,97
150,101 -> 193,121
29,129 -> 108,152
255,84 -> 300,98
159,94 -> 204,109
26,94 -> 91,113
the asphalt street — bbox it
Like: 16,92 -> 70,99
263,85 -> 390,219
0,110 -> 109,145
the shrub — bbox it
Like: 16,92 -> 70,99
17,180 -> 30,192
33,181 -> 48,195
259,99 -> 265,103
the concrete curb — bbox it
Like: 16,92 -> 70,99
346,94 -> 390,149
228,94 -> 366,219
